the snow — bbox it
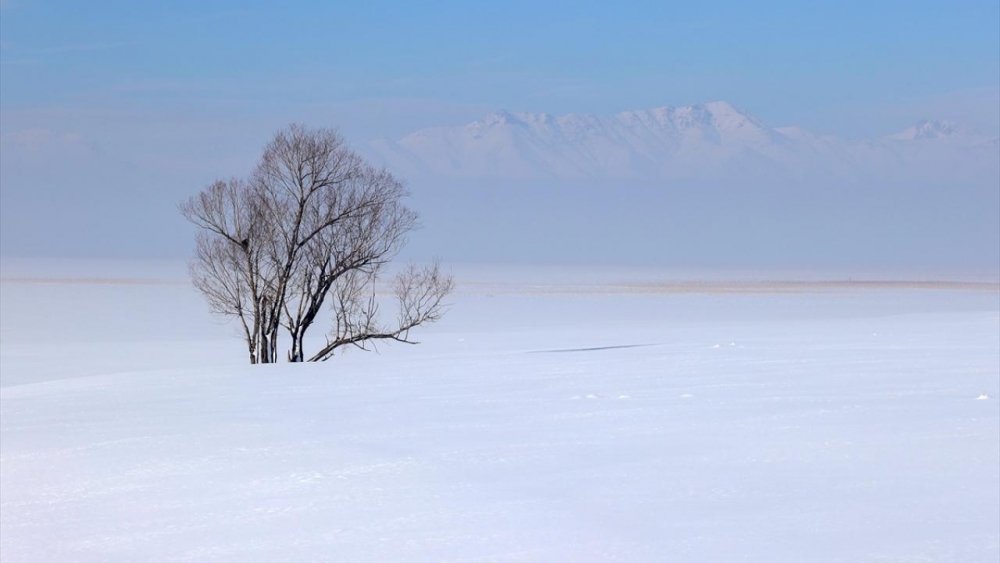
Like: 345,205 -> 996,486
885,120 -> 995,143
1,260 -> 999,562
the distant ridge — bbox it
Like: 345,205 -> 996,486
369,102 -> 999,182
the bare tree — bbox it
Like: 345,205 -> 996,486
309,261 -> 454,361
181,125 -> 453,363
181,178 -> 277,363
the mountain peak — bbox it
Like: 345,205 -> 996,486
703,100 -> 740,114
704,101 -> 763,127
889,119 -> 968,141
483,109 -> 519,126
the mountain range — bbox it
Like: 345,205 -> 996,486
369,102 -> 999,183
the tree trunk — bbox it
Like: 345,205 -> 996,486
287,330 -> 304,362
267,324 -> 280,363
259,333 -> 270,363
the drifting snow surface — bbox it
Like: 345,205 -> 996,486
1,261 -> 998,562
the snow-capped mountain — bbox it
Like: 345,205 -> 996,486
369,102 -> 999,182
887,119 -> 989,142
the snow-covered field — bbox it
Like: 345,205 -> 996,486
1,260 -> 998,562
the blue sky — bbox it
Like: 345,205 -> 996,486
1,1 -> 998,263
2,0 -> 998,138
